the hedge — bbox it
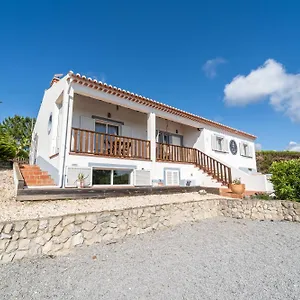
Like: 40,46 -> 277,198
256,151 -> 300,174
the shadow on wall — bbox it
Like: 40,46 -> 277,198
183,127 -> 203,149
36,156 -> 59,185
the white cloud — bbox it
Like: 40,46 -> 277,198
202,57 -> 227,79
255,143 -> 262,151
224,59 -> 300,122
286,141 -> 300,152
86,71 -> 106,83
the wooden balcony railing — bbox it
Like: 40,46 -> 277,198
156,143 -> 232,185
71,128 -> 150,160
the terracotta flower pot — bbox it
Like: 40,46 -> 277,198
230,184 -> 245,195
77,180 -> 84,188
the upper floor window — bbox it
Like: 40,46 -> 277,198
212,135 -> 228,153
95,122 -> 119,136
240,142 -> 253,158
157,131 -> 183,146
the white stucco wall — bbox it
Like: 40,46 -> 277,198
65,154 -> 222,188
31,78 -> 66,184
202,126 -> 257,171
156,118 -> 185,137
72,94 -> 147,140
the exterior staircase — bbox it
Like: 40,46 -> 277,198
156,143 -> 232,186
20,164 -> 55,187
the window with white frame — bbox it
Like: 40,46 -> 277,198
216,137 -> 223,151
240,142 -> 252,157
92,169 -> 132,185
212,135 -> 228,153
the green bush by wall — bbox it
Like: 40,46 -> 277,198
256,151 -> 300,174
269,159 -> 300,201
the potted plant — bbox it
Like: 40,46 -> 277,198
76,173 -> 88,188
158,179 -> 164,187
230,178 -> 245,195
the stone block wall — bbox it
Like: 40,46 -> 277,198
218,199 -> 300,222
0,200 -> 218,264
1,198 -> 299,264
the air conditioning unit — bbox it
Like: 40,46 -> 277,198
65,166 -> 92,187
133,169 -> 151,186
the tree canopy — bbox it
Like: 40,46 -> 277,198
0,115 -> 36,160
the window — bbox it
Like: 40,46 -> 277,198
95,122 -> 119,135
157,131 -> 183,146
216,137 -> 223,151
48,113 -> 53,135
243,144 -> 248,156
240,142 -> 252,158
92,169 -> 131,185
93,170 -> 111,185
113,170 -> 131,185
212,135 -> 228,153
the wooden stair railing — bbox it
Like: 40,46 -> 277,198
156,143 -> 232,186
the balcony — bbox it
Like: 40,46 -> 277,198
70,128 -> 232,185
70,128 -> 151,160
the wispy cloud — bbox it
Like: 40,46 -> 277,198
224,59 -> 300,122
86,71 -> 107,83
286,141 -> 300,152
202,57 -> 227,79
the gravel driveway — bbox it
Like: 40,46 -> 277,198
1,217 -> 300,300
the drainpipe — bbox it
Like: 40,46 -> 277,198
58,76 -> 73,188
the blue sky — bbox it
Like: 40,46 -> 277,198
1,0 -> 300,151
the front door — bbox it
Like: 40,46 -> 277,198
95,122 -> 119,154
157,131 -> 183,146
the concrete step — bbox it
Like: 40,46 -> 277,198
20,164 -> 55,187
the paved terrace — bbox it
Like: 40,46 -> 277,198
0,169 -> 226,222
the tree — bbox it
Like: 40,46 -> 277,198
0,133 -> 16,160
0,115 -> 36,160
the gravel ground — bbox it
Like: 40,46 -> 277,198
1,217 -> 300,300
0,169 -> 224,222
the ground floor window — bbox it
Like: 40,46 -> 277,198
93,169 -> 132,185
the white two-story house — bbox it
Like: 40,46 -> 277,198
29,72 -> 270,191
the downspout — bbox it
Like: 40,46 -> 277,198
58,76 -> 73,188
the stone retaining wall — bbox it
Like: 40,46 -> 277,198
0,200 -> 217,264
1,199 -> 299,264
219,199 -> 300,222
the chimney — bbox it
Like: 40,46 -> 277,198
50,74 -> 64,87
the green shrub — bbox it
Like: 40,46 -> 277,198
269,159 -> 300,201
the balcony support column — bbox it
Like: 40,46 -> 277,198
147,112 -> 156,162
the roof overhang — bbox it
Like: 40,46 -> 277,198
68,71 -> 257,140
